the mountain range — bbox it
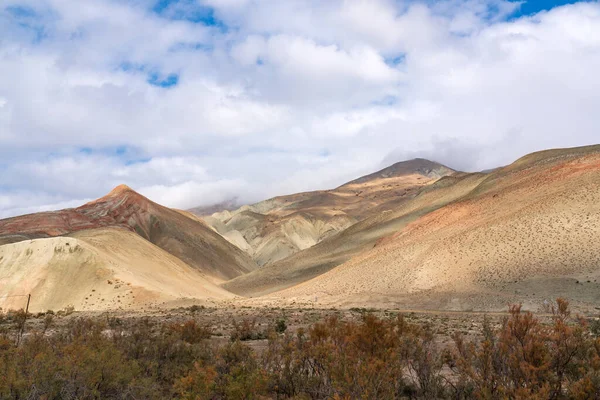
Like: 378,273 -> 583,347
1,145 -> 599,312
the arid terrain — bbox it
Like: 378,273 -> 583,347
261,145 -> 600,312
202,158 -> 455,266
0,185 -> 256,312
1,145 -> 600,314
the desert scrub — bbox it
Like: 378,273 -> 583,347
2,299 -> 600,399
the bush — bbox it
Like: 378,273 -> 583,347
2,298 -> 598,399
188,304 -> 205,313
0,328 -> 156,399
262,314 -> 435,398
231,318 -> 266,341
274,318 -> 287,334
215,341 -> 268,399
169,320 -> 212,344
449,298 -> 599,399
589,318 -> 600,337
174,361 -> 217,399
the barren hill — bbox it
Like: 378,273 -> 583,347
266,145 -> 600,311
204,159 -> 456,266
0,228 -> 234,312
0,185 -> 257,282
223,172 -> 486,297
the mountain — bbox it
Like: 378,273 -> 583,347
0,185 -> 260,311
259,145 -> 600,311
344,158 -> 455,185
3,146 -> 600,313
223,171 -> 484,297
0,185 -> 257,282
203,159 -> 457,266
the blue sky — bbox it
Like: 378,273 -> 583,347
153,0 -> 224,26
513,0 -> 583,16
0,0 -> 599,217
148,0 -> 588,24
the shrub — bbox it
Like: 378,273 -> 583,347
2,298 -> 599,399
173,361 -> 217,399
169,320 -> 212,344
274,318 -> 287,334
0,328 -> 156,399
231,318 -> 266,341
263,314 -> 434,399
188,304 -> 205,313
215,341 -> 268,399
589,318 -> 600,337
449,298 -> 598,399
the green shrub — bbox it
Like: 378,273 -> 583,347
274,318 -> 287,334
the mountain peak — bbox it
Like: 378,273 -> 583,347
392,158 -> 443,167
109,184 -> 134,195
344,158 -> 456,186
83,184 -> 142,207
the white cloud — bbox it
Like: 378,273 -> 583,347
139,179 -> 248,210
1,0 -> 600,217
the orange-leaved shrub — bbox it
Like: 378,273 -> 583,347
2,299 -> 600,399
262,313 -> 444,399
449,298 -> 600,399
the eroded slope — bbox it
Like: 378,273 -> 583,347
271,145 -> 600,311
224,172 -> 486,297
204,159 -> 456,265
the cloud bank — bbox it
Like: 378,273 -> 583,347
1,0 -> 599,217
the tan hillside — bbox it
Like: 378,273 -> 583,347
269,145 -> 600,311
0,185 -> 257,281
223,171 -> 486,297
0,228 -> 234,313
204,159 -> 456,266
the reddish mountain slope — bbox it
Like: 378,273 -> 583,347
0,185 -> 257,281
269,145 -> 600,311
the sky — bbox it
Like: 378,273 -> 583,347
0,0 -> 599,217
